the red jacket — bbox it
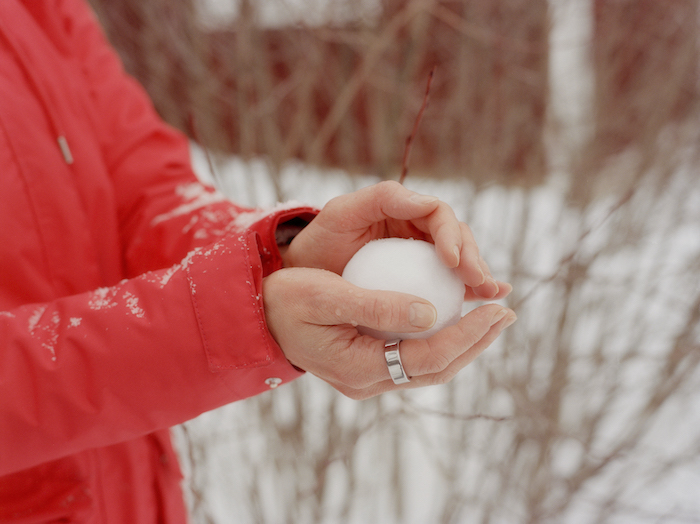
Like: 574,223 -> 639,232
0,0 -> 315,521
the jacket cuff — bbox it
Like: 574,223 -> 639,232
245,204 -> 317,275
184,205 -> 317,393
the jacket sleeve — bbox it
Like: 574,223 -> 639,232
0,225 -> 312,476
0,0 -> 318,475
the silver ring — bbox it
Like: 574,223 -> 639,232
384,339 -> 410,384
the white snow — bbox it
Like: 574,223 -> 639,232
27,306 -> 58,361
27,305 -> 47,333
41,311 -> 60,361
342,238 -> 464,339
122,292 -> 146,319
150,183 -> 227,227
88,287 -> 119,310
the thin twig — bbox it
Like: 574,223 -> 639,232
399,66 -> 436,185
512,186 -> 636,310
402,398 -> 513,423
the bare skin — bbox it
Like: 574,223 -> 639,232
264,181 -> 516,399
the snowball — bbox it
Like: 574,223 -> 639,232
341,238 -> 464,340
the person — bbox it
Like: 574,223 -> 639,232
0,0 -> 515,521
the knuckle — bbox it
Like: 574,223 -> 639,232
460,326 -> 485,349
434,200 -> 451,215
345,389 -> 371,401
459,223 -> 479,249
366,295 -> 403,331
428,368 -> 458,386
334,381 -> 372,400
459,221 -> 473,235
340,387 -> 363,400
324,193 -> 345,210
367,296 -> 385,328
326,360 -> 354,386
330,357 -> 374,391
342,373 -> 372,390
375,180 -> 402,195
347,366 -> 376,390
417,350 -> 453,376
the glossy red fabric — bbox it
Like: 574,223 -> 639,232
0,0 -> 314,521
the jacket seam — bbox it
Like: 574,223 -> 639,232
186,245 -> 274,372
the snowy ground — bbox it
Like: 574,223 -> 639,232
173,142 -> 700,524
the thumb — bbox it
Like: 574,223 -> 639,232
311,275 -> 438,334
353,180 -> 441,224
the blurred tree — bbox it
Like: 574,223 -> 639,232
88,0 -> 549,184
88,0 -> 698,187
87,0 -> 220,147
589,0 -> 698,161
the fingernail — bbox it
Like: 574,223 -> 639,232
452,245 -> 461,266
410,193 -> 439,205
488,277 -> 500,295
476,263 -> 486,286
410,303 -> 437,329
490,308 -> 508,326
502,313 -> 517,329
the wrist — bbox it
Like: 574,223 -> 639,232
279,244 -> 292,268
275,218 -> 307,268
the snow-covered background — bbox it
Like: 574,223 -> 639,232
162,1 -> 700,523
177,143 -> 700,524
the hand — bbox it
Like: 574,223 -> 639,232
263,267 -> 516,400
283,180 -> 506,299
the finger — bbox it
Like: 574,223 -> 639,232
331,180 -> 441,232
464,280 -> 512,301
304,272 -> 438,335
401,205 -> 495,288
332,305 -> 516,399
448,222 -> 487,287
328,181 -> 468,272
408,201 -> 463,269
399,304 -> 512,378
406,305 -> 516,386
339,304 -> 510,386
473,255 -> 501,298
473,278 -> 500,299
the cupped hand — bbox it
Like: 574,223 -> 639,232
263,267 -> 516,400
283,180 -> 506,299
